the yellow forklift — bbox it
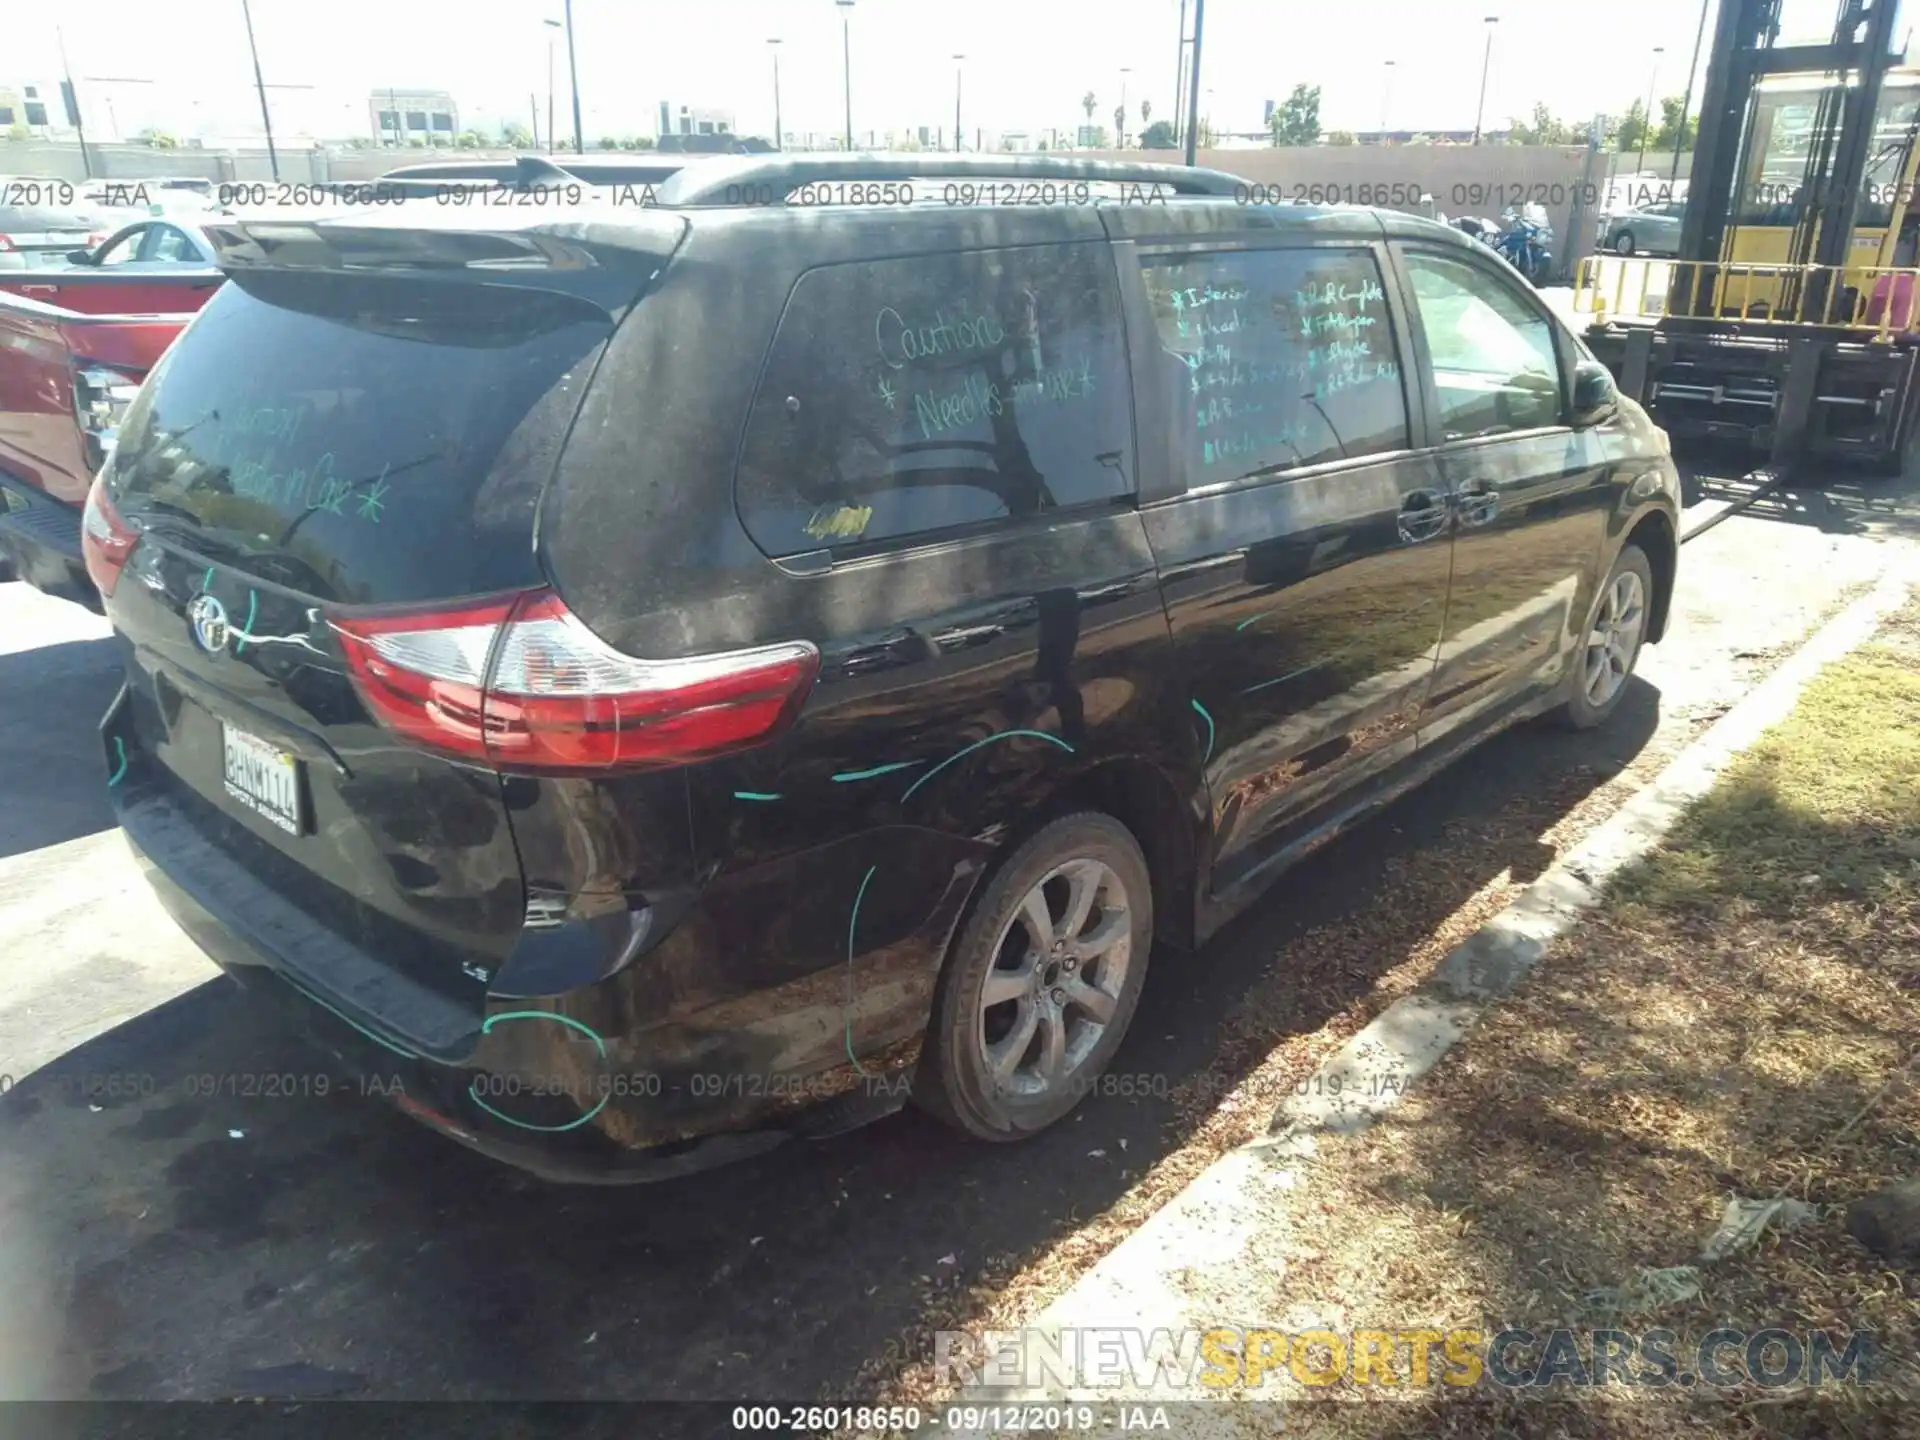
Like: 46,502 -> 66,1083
1582,0 -> 1920,470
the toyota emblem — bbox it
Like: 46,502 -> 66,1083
187,593 -> 231,655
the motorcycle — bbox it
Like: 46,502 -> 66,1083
1492,204 -> 1554,287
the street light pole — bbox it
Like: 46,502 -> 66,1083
544,18 -> 562,153
1183,0 -> 1205,166
239,0 -> 280,180
837,0 -> 856,150
1636,45 -> 1665,174
1472,16 -> 1498,146
563,0 -> 583,154
953,54 -> 964,152
1382,59 -> 1395,133
1119,67 -> 1131,149
769,39 -> 783,151
1671,0 -> 1710,186
1171,0 -> 1189,146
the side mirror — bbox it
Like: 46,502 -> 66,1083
1571,359 -> 1619,428
66,248 -> 96,265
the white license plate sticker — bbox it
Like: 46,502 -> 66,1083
221,723 -> 303,835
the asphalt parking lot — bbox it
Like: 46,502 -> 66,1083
3,469 -> 1916,1418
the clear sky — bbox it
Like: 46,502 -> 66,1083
6,0 -> 1888,146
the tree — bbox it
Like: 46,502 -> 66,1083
1141,99 -> 1152,128
1325,129 -> 1357,146
1654,95 -> 1697,153
622,135 -> 656,150
1616,98 -> 1649,155
598,135 -> 625,151
1082,91 -> 1097,124
1508,103 -> 1574,146
455,130 -> 484,149
136,128 -> 179,149
1406,132 -> 1433,146
1140,118 -> 1177,149
1270,83 -> 1322,147
499,120 -> 534,148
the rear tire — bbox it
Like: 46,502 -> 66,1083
914,812 -> 1152,1142
1553,544 -> 1654,730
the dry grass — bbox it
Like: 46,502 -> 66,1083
1250,592 -> 1920,1437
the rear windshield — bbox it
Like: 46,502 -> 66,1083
111,271 -> 613,604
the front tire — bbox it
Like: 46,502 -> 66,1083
915,812 -> 1152,1142
1613,231 -> 1636,256
1554,544 -> 1654,730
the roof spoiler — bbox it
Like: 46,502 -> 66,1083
200,209 -> 689,313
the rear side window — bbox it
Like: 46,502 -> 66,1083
1138,247 -> 1409,489
110,271 -> 613,604
736,243 -> 1134,557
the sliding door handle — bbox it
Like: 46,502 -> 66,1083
1397,489 -> 1450,544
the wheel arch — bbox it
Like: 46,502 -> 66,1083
1001,755 -> 1203,954
1624,508 -> 1677,643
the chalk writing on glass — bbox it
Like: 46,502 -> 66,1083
907,356 -> 1098,440
874,306 -> 1008,370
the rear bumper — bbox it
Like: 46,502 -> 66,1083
0,476 -> 97,610
103,688 -> 927,1184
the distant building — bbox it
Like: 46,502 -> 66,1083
370,89 -> 460,146
0,83 -> 57,133
657,103 -> 734,140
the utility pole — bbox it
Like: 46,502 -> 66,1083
837,0 -> 856,150
55,29 -> 94,180
1472,16 -> 1498,146
564,0 -> 584,153
545,18 -> 563,153
239,0 -> 280,180
1183,0 -> 1206,166
769,38 -> 783,151
1172,0 -> 1189,145
1637,46 -> 1665,174
954,54 -> 965,151
1671,0 -> 1710,187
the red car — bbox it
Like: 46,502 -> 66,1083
0,218 -> 222,606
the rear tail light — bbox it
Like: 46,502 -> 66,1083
81,475 -> 139,597
328,588 -> 820,773
73,364 -> 142,471
0,236 -> 14,253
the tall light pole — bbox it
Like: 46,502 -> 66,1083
543,18 -> 562,153
1119,67 -> 1131,148
1182,0 -> 1206,166
1637,45 -> 1665,174
563,0 -> 583,154
953,54 -> 965,151
769,39 -> 783,151
1382,59 -> 1395,134
1472,16 -> 1498,146
1671,0 -> 1708,186
239,0 -> 280,180
837,0 -> 855,151
1172,0 -> 1189,146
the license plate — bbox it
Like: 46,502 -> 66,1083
221,723 -> 303,835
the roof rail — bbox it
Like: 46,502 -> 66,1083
378,155 -> 686,192
653,152 -> 1247,206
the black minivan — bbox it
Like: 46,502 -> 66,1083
87,156 -> 1679,1182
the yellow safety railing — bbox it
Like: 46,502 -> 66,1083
1574,255 -> 1920,341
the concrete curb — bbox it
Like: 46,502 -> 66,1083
962,557 -> 1917,1403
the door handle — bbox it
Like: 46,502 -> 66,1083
1396,489 -> 1450,545
1453,480 -> 1501,528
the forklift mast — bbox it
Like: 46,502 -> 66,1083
1679,0 -> 1904,313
